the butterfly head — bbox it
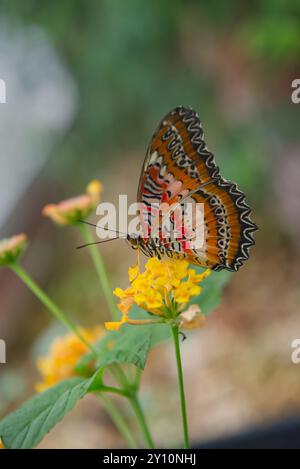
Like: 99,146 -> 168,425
126,233 -> 143,250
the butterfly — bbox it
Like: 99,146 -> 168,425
126,106 -> 258,272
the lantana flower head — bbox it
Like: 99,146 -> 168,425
105,258 -> 210,331
36,326 -> 103,392
42,180 -> 102,225
0,234 -> 27,266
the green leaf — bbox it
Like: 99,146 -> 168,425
149,322 -> 171,346
95,325 -> 152,370
0,375 -> 97,449
130,306 -> 171,347
76,318 -> 170,375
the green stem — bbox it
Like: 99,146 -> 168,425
98,385 -> 130,398
171,324 -> 189,449
10,263 -> 97,355
98,394 -> 138,448
129,395 -> 154,449
108,366 -> 154,448
134,367 -> 142,389
79,223 -> 119,320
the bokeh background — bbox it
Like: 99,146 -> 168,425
0,0 -> 300,448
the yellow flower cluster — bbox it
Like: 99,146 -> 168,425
105,258 -> 210,331
36,327 -> 103,392
0,439 -> 4,449
42,180 -> 102,225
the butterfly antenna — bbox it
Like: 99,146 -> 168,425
78,219 -> 127,237
76,238 -> 119,249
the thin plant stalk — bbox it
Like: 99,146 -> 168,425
10,263 -> 97,354
79,223 -> 155,448
78,223 -> 127,387
79,223 -> 119,320
129,395 -> 155,449
99,394 -> 138,449
171,324 -> 189,449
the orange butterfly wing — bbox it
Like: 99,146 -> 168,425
137,106 -> 257,271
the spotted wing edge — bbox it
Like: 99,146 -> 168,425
176,106 -> 258,272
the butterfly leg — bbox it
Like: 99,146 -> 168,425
179,331 -> 187,342
137,248 -> 141,271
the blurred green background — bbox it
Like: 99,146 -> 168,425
0,0 -> 300,448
